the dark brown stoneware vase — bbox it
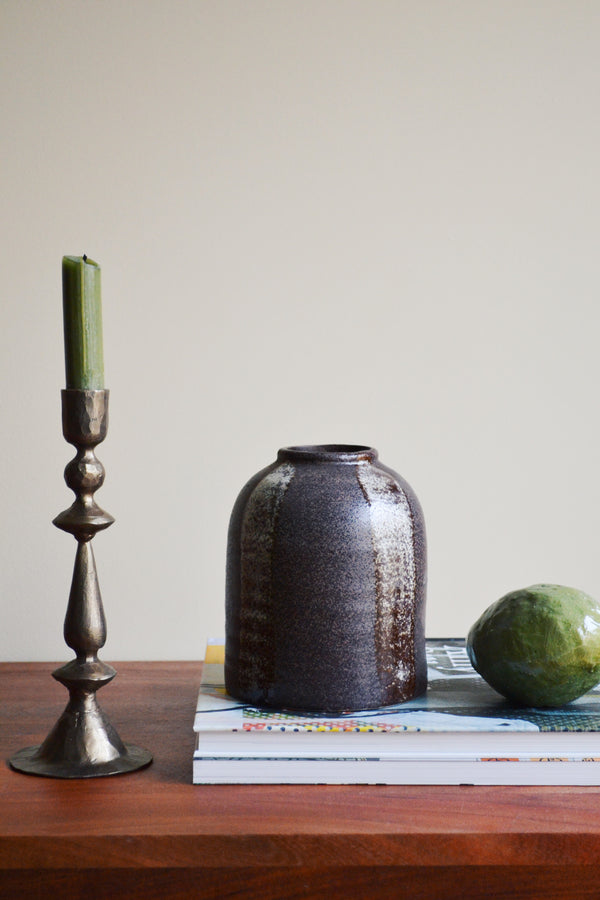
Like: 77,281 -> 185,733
225,444 -> 427,712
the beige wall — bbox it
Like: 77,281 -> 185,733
2,1 -> 599,660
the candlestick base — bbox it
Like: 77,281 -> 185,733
10,390 -> 152,779
10,744 -> 152,780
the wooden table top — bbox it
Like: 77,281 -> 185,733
3,661 -> 600,899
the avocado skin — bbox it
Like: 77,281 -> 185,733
466,584 -> 600,707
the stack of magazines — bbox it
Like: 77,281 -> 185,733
193,639 -> 600,785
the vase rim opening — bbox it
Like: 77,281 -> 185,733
278,444 -> 378,463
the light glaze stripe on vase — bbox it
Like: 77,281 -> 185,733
238,463 -> 295,698
356,463 -> 417,702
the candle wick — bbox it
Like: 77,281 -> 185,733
83,254 -> 88,262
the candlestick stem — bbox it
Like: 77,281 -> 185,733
10,390 -> 152,778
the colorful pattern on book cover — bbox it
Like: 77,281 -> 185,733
194,639 -> 600,735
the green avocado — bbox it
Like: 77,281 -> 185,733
466,584 -> 600,707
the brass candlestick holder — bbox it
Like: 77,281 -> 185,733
10,390 -> 152,778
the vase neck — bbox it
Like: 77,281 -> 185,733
277,445 -> 378,464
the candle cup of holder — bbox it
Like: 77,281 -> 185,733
10,390 -> 152,778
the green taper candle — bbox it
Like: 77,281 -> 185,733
62,255 -> 105,390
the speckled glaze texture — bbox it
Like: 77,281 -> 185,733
225,445 -> 427,712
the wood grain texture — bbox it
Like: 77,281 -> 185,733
3,662 -> 600,898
